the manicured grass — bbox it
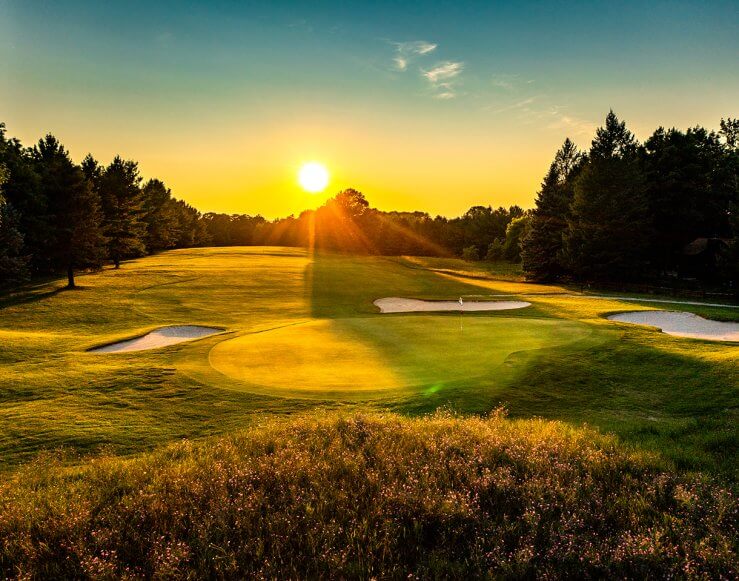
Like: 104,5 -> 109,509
1,412 -> 735,578
208,316 -> 594,398
394,255 -> 526,281
0,247 -> 737,479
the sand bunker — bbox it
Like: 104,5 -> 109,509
374,297 -> 531,313
608,311 -> 739,342
90,325 -> 222,353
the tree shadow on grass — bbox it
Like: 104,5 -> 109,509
490,336 -> 738,478
0,278 -> 70,311
303,252 -> 738,478
305,251 -> 550,319
300,251 -> 598,400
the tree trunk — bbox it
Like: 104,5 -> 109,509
114,256 -> 120,269
67,265 -> 75,289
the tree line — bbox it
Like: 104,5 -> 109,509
522,112 -> 738,286
1,112 -> 737,290
0,121 -> 526,289
0,125 -> 206,288
199,196 -> 527,260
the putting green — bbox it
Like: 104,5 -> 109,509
209,315 -> 595,397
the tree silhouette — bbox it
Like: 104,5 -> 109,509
564,113 -> 651,281
522,138 -> 584,280
32,136 -> 106,288
95,156 -> 146,268
0,163 -> 30,287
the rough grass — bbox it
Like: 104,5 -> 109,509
1,412 -> 735,579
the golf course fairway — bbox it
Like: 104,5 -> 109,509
0,247 -> 737,479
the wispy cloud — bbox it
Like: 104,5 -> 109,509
387,41 -> 464,100
391,40 -> 437,71
423,61 -> 463,83
422,61 -> 464,98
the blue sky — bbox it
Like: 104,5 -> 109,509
2,0 -> 737,216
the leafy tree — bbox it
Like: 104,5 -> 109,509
313,189 -> 371,252
521,139 -> 584,280
462,245 -> 479,261
454,205 -> 523,255
485,239 -> 504,261
95,156 -> 146,268
503,214 -> 531,262
31,136 -> 107,288
564,113 -> 651,281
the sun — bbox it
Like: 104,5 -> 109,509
298,161 -> 329,193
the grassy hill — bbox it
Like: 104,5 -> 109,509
0,247 -> 737,478
1,412 -> 736,578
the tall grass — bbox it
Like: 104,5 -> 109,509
1,411 -> 735,578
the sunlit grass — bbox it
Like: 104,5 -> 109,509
0,247 -> 736,479
0,412 -> 735,578
209,316 -> 593,397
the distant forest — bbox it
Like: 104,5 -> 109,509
1,111 -> 737,291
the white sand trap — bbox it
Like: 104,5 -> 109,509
90,326 -> 222,353
608,311 -> 739,342
374,297 -> 531,313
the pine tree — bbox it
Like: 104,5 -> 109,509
0,163 -> 30,287
718,118 -> 739,289
0,123 -> 49,274
564,112 -> 652,281
31,136 -> 107,288
141,179 -> 180,251
643,126 -> 733,274
96,156 -> 146,268
521,138 -> 584,280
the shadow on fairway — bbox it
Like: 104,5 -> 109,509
299,251 -> 599,401
0,282 -> 68,310
303,252 -> 738,478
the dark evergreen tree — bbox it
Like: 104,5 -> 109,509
171,199 -> 207,247
141,179 -> 180,251
0,123 -> 49,273
718,118 -> 739,288
96,156 -> 146,268
564,112 -> 652,281
0,163 -> 30,287
521,138 -> 584,280
643,126 -> 733,274
31,136 -> 107,288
